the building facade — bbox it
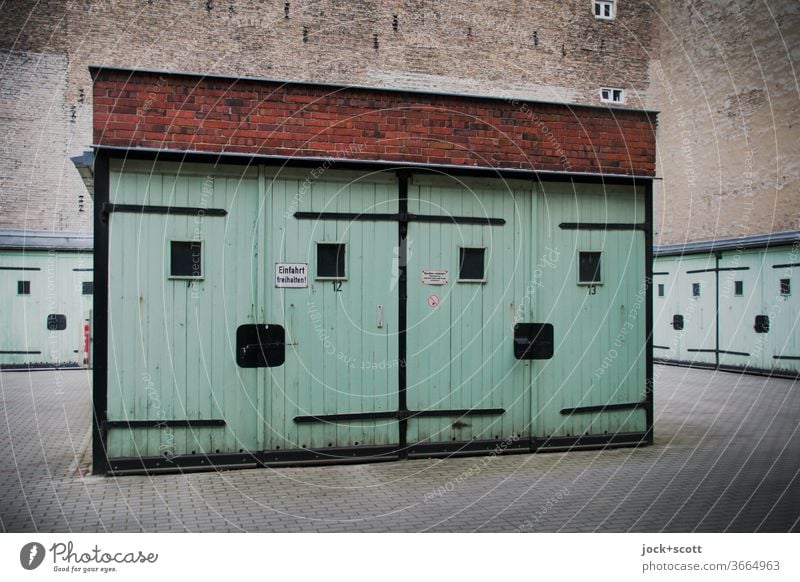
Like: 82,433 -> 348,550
2,1 -> 797,245
90,67 -> 655,473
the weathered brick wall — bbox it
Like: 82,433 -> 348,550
651,0 -> 800,244
93,69 -> 657,175
0,50 -> 91,232
13,1 -> 797,243
0,0 -> 658,232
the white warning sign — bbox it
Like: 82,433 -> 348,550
421,269 -> 448,285
275,263 -> 308,288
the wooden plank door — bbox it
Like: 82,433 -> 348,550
262,169 -> 401,452
405,175 -> 533,448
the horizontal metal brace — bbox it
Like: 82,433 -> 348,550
558,222 -> 646,231
687,348 -> 750,356
560,401 -> 647,415
294,211 -> 504,225
294,408 -> 506,423
772,263 -> 800,269
103,419 -> 226,429
685,266 -> 750,274
103,203 -> 227,217
0,266 -> 41,271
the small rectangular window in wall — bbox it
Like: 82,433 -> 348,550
594,0 -> 615,19
170,241 -> 203,279
82,281 -> 94,295
458,247 -> 486,282
600,87 -> 625,104
18,280 -> 30,295
578,251 -> 601,284
317,243 -> 346,279
734,280 -> 743,296
657,283 -> 665,297
692,282 -> 700,297
780,278 -> 791,295
47,314 -> 67,331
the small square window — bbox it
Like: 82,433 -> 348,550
734,280 -> 743,296
600,87 -> 625,103
692,282 -> 700,297
458,247 -> 486,282
578,251 -> 601,284
47,314 -> 67,331
317,243 -> 346,279
170,240 -> 203,278
657,283 -> 665,297
82,281 -> 94,295
593,1 -> 615,20
780,278 -> 791,295
18,280 -> 30,295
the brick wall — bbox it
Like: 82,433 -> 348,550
0,50 -> 91,232
5,1 -> 797,242
93,69 -> 657,175
651,0 -> 800,244
0,0 -> 658,233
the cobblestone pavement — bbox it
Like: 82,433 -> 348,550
1,365 -> 798,532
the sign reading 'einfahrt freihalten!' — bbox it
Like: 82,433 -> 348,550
275,263 -> 308,288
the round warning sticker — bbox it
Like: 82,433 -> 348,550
427,294 -> 441,308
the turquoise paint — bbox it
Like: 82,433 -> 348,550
0,250 -> 92,368
106,162 -> 649,458
654,245 -> 800,375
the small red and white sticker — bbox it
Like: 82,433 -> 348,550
427,294 -> 440,308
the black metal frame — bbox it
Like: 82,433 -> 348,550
92,145 -> 655,475
654,357 -> 800,380
559,222 -> 647,231
294,211 -> 505,226
104,431 -> 650,475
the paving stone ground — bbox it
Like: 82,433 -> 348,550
1,365 -> 798,532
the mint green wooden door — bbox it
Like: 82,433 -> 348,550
677,256 -> 717,365
405,176 -> 534,445
106,161 -> 261,459
653,257 -> 682,361
262,170 -> 400,451
105,162 -> 650,463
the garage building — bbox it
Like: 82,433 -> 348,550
91,67 -> 657,474
0,228 -> 93,369
654,231 -> 800,377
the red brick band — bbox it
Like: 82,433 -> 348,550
93,69 -> 656,176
